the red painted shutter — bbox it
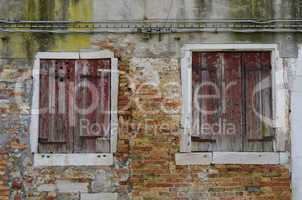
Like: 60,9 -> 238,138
74,59 -> 111,153
39,60 -> 50,142
219,52 -> 242,151
192,52 -> 221,151
192,52 -> 273,152
38,60 -> 75,153
243,52 -> 273,152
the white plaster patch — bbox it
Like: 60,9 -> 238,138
198,172 -> 208,181
91,170 -> 112,192
0,99 -> 9,108
0,69 -> 19,82
130,58 -> 178,87
130,58 -> 160,86
56,180 -> 88,193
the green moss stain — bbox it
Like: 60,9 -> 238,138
26,0 -> 60,20
230,33 -> 274,43
0,0 -> 92,60
53,34 -> 90,51
229,0 -> 273,19
229,1 -> 274,43
68,0 -> 91,20
53,0 -> 92,51
25,0 -> 91,21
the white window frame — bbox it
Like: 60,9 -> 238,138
177,44 -> 289,165
30,50 -> 119,167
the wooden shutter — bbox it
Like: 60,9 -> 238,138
38,60 -> 75,153
74,59 -> 111,153
219,52 -> 242,151
192,52 -> 243,152
243,52 -> 274,152
191,52 -> 273,152
191,52 -> 221,152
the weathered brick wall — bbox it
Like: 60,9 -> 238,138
0,0 -> 297,199
123,51 -> 291,200
0,35 -> 292,200
0,59 -> 129,200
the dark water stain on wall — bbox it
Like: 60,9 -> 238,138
22,0 -> 58,59
229,0 -> 273,19
193,0 -> 212,18
0,36 -> 11,58
21,0 -> 91,60
230,32 -> 274,43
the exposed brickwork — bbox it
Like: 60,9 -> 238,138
0,38 -> 292,200
0,153 -> 9,200
125,57 -> 291,200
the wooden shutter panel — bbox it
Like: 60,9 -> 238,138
243,52 -> 274,152
74,59 -> 111,153
192,52 -> 243,152
39,60 -> 50,142
191,52 -> 220,152
38,60 -> 75,153
219,53 -> 242,151
191,52 -> 273,152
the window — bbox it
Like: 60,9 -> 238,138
30,51 -> 119,166
191,52 -> 273,152
177,44 -> 289,165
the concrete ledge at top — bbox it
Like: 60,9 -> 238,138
34,153 -> 113,167
176,152 -> 289,165
81,193 -> 118,200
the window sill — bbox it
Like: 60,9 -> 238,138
33,153 -> 113,167
175,152 -> 289,165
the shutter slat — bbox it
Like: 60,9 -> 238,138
219,53 -> 242,152
192,53 -> 220,152
260,52 -> 274,138
38,60 -> 75,153
74,59 -> 111,153
245,52 -> 273,139
47,61 -> 70,143
260,52 -> 274,152
48,61 -> 57,142
244,53 -> 263,152
192,52 -> 201,137
243,52 -> 274,152
39,60 -> 50,140
77,60 -> 94,137
245,53 -> 262,140
76,60 -> 111,138
98,60 -> 111,138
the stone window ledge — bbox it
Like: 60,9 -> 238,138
33,153 -> 113,167
81,193 -> 118,200
175,152 -> 290,165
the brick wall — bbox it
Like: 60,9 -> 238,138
0,38 -> 292,200
125,56 -> 291,200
